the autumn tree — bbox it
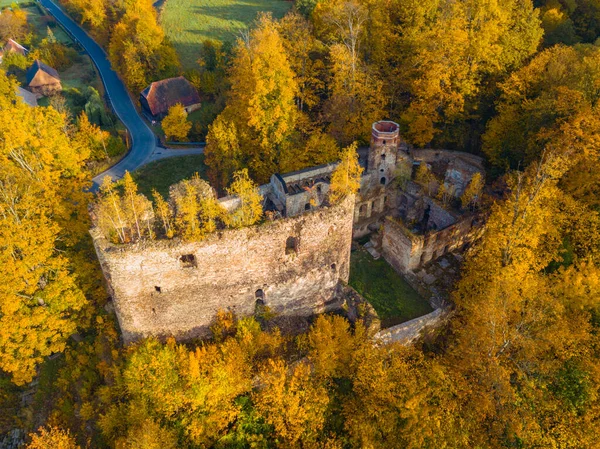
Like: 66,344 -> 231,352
94,173 -> 154,244
208,14 -> 298,184
108,0 -> 180,92
414,162 -> 437,196
0,70 -> 91,385
205,115 -> 242,192
0,9 -> 28,42
161,104 -> 191,142
315,1 -> 385,144
363,0 -> 543,147
254,359 -> 330,448
278,11 -> 326,113
226,169 -> 263,228
460,172 -> 484,210
26,426 -> 80,449
75,112 -> 111,161
445,150 -> 600,446
483,44 -> 600,171
152,190 -> 174,238
329,142 -> 362,203
170,174 -> 228,240
99,337 -> 253,448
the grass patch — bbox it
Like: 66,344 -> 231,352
132,154 -> 207,199
160,0 -> 293,70
24,5 -> 73,44
349,249 -> 432,328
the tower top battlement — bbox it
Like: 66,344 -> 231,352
372,121 -> 400,141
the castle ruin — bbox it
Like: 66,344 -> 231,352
91,121 -> 485,343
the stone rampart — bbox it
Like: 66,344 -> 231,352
91,196 -> 355,343
374,308 -> 445,345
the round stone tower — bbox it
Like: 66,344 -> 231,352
368,120 -> 400,186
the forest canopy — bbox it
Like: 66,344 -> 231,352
0,0 -> 599,447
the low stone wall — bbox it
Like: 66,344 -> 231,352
374,308 -> 445,345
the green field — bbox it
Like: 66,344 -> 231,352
132,154 -> 207,199
160,0 -> 293,69
349,249 -> 433,328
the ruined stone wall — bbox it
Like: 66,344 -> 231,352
92,196 -> 355,343
382,217 -> 423,272
382,214 -> 478,274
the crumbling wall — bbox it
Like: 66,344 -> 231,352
91,197 -> 355,343
381,217 -> 424,272
382,214 -> 479,274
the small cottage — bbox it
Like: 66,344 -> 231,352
0,39 -> 28,64
26,60 -> 61,96
140,76 -> 201,120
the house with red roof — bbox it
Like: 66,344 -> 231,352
140,76 -> 201,120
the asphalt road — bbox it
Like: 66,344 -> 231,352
39,0 -> 161,190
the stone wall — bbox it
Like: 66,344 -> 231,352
382,213 -> 478,274
375,308 -> 445,345
91,196 -> 355,343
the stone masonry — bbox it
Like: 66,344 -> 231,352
90,120 -> 485,343
91,196 -> 355,343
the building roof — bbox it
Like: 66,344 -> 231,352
15,87 -> 37,107
26,60 -> 60,85
2,39 -> 28,56
141,76 -> 201,117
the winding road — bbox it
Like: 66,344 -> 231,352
38,0 -> 203,190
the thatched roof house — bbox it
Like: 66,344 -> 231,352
140,76 -> 201,120
26,60 -> 61,96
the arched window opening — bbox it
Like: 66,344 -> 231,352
286,237 -> 298,255
359,204 -> 367,218
380,177 -> 386,185
305,203 -> 311,211
255,289 -> 265,306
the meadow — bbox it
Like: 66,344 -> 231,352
159,0 -> 293,69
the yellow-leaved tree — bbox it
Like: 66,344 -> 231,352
329,142 -> 363,203
171,174 -> 228,240
205,115 -> 243,192
207,13 -> 298,184
94,173 -> 154,244
460,172 -> 484,210
26,426 -> 80,449
0,70 -> 89,385
107,0 -> 180,92
162,104 -> 191,142
227,169 -> 263,228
